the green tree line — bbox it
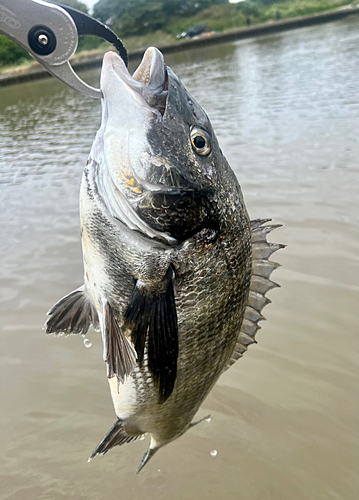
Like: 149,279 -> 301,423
94,0 -> 228,37
0,0 -> 355,69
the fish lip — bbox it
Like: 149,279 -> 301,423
102,51 -> 142,91
101,49 -> 168,112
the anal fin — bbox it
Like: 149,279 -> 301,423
89,419 -> 143,461
224,219 -> 284,371
45,285 -> 98,336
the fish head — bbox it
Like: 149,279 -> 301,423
92,47 -> 238,242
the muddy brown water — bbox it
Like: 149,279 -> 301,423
0,17 -> 358,500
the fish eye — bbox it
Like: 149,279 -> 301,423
190,127 -> 211,156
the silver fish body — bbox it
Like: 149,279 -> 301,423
46,47 -> 282,472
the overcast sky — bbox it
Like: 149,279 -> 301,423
82,0 -> 97,12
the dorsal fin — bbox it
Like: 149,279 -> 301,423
224,219 -> 285,371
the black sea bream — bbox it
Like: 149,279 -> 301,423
46,48 -> 283,472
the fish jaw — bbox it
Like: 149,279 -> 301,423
96,49 -> 166,189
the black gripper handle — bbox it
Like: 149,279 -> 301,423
58,3 -> 128,67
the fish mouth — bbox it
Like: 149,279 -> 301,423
101,48 -> 168,114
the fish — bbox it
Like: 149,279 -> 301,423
45,47 -> 283,473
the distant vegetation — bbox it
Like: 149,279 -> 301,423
0,0 -> 356,69
92,0 -> 355,38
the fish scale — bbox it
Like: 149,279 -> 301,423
45,47 -> 282,472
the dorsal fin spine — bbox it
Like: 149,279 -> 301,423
223,219 -> 283,372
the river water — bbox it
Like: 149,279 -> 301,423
0,17 -> 358,500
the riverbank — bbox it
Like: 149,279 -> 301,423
1,6 -> 358,88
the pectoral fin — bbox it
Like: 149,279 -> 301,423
124,266 -> 178,403
45,285 -> 98,336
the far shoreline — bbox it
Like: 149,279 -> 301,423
1,6 -> 358,88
